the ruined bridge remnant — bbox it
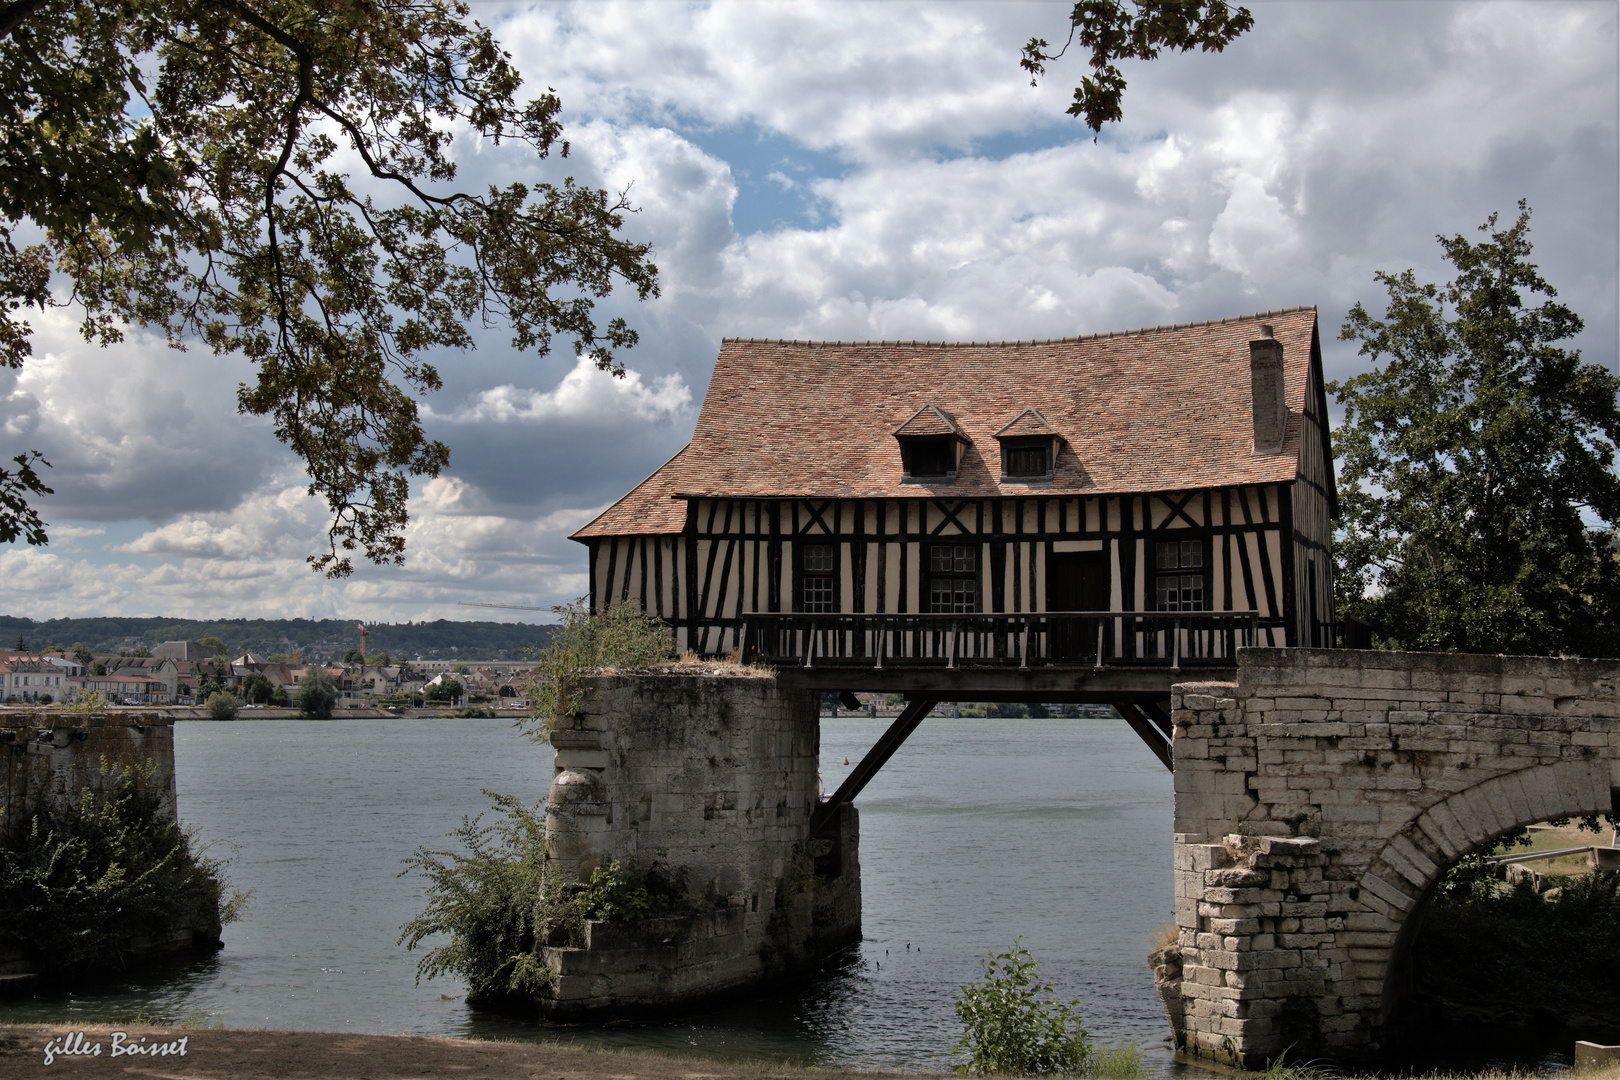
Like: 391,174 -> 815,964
541,671 -> 859,1016
1161,648 -> 1620,1065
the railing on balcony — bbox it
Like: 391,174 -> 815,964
722,611 -> 1286,671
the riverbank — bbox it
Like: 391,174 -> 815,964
3,1026 -> 1617,1080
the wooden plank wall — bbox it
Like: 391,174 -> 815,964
590,482 -> 1305,653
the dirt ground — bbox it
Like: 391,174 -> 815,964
5,1025 -> 1620,1080
0,1025 -> 935,1080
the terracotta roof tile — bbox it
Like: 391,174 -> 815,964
573,306 -> 1317,539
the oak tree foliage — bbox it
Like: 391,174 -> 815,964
0,0 -> 659,572
1021,0 -> 1254,133
1330,203 -> 1620,655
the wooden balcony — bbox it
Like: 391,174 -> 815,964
731,610 -> 1284,672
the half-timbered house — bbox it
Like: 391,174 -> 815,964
571,306 -> 1338,683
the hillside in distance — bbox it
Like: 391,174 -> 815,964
0,615 -> 555,663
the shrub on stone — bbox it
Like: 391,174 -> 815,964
522,597 -> 674,739
0,762 -> 243,976
399,792 -> 699,1009
399,792 -> 552,1007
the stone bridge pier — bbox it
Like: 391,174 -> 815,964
1160,649 -> 1620,1066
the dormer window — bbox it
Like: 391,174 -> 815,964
894,404 -> 968,484
993,408 -> 1061,482
1001,438 -> 1050,478
901,436 -> 955,478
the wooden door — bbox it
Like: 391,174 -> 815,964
1047,552 -> 1108,659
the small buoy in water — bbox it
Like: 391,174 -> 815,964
843,757 -> 849,765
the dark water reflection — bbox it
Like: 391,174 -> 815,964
1,715 -> 1577,1076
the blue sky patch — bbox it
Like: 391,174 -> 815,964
679,121 -> 850,235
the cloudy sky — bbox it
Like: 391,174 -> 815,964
1,0 -> 1615,623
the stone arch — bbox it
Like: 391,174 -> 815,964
1357,759 -> 1617,1032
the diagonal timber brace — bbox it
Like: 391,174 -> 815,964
810,696 -> 938,835
1115,701 -> 1173,772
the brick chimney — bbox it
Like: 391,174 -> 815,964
1249,324 -> 1286,455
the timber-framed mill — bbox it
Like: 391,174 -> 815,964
571,306 -> 1344,777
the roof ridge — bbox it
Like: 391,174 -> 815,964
720,305 -> 1317,349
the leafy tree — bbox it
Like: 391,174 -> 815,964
1021,1 -> 1254,134
12,634 -> 25,651
0,0 -> 658,573
239,672 -> 274,705
205,690 -> 239,721
266,650 -> 303,665
0,451 -> 51,545
70,643 -> 94,665
295,665 -> 338,719
1331,203 -> 1620,655
341,648 -> 365,664
89,661 -> 105,676
425,677 -> 464,703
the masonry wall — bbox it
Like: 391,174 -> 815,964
540,673 -> 859,1016
0,711 -> 211,985
1161,649 -> 1620,1065
2,711 -> 177,846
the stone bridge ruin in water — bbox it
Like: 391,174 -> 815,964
538,648 -> 1620,1066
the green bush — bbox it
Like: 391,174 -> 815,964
205,691 -> 239,721
955,939 -> 1092,1076
0,762 -> 244,976
399,792 -> 552,1006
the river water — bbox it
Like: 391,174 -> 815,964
2,716 -> 1181,1072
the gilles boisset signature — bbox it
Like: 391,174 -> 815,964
42,1030 -> 189,1065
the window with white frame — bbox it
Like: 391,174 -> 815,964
1154,539 -> 1206,611
928,544 -> 978,613
801,543 -> 837,612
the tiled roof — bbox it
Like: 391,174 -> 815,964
573,306 -> 1318,539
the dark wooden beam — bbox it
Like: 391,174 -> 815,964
776,665 -> 1232,697
811,696 -> 938,835
1115,701 -> 1174,772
